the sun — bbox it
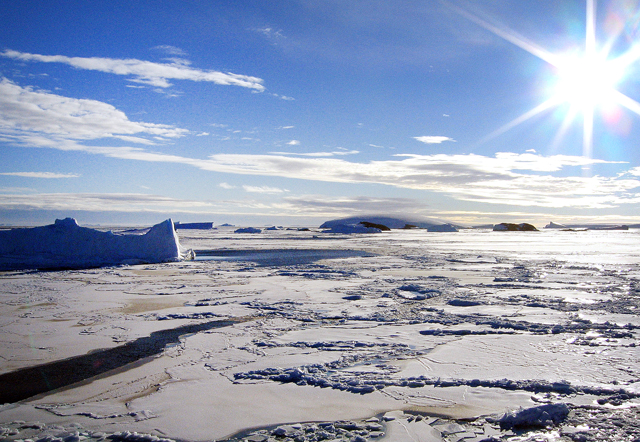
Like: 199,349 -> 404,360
454,0 -> 640,160
553,52 -> 624,113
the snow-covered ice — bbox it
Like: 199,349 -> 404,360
1,226 -> 640,442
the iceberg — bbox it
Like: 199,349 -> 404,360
427,223 -> 458,232
0,218 -> 193,270
544,221 -> 568,229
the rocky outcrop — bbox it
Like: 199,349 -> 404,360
493,223 -> 538,232
359,221 -> 391,231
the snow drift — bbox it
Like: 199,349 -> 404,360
0,218 -> 193,270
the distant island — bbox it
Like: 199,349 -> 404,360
493,223 -> 538,232
319,216 -> 462,233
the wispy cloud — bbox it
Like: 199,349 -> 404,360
283,195 -> 426,215
272,93 -> 295,101
253,27 -> 286,44
1,49 -> 265,91
287,140 -> 300,145
243,185 -> 289,194
219,182 -> 236,189
152,45 -> 188,57
0,193 -> 217,213
268,150 -> 359,157
194,152 -> 635,209
414,136 -> 456,144
0,172 -> 79,178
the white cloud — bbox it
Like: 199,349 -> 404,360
219,182 -> 236,189
2,78 -> 637,212
242,185 -> 289,194
152,45 -> 188,56
0,172 -> 79,178
115,135 -> 159,145
287,140 -> 301,145
193,152 -> 636,209
414,136 -> 456,144
283,195 -> 426,215
628,166 -> 640,176
0,193 -> 216,213
0,78 -> 188,145
0,187 -> 36,193
253,27 -> 286,43
268,150 -> 359,157
1,49 -> 265,91
278,126 -> 295,130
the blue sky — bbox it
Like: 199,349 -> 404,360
2,0 -> 640,226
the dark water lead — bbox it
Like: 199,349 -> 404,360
0,318 -> 246,404
194,249 -> 375,266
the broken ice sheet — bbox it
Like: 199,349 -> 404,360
1,227 -> 640,441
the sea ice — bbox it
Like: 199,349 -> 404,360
0,227 -> 639,442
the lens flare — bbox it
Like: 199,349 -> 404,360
449,0 -> 640,163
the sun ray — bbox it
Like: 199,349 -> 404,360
586,0 -> 596,56
583,106 -> 594,172
611,89 -> 640,117
441,1 -> 560,66
550,108 -> 578,154
478,97 -> 560,145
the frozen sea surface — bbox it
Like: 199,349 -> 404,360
1,227 -> 639,442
